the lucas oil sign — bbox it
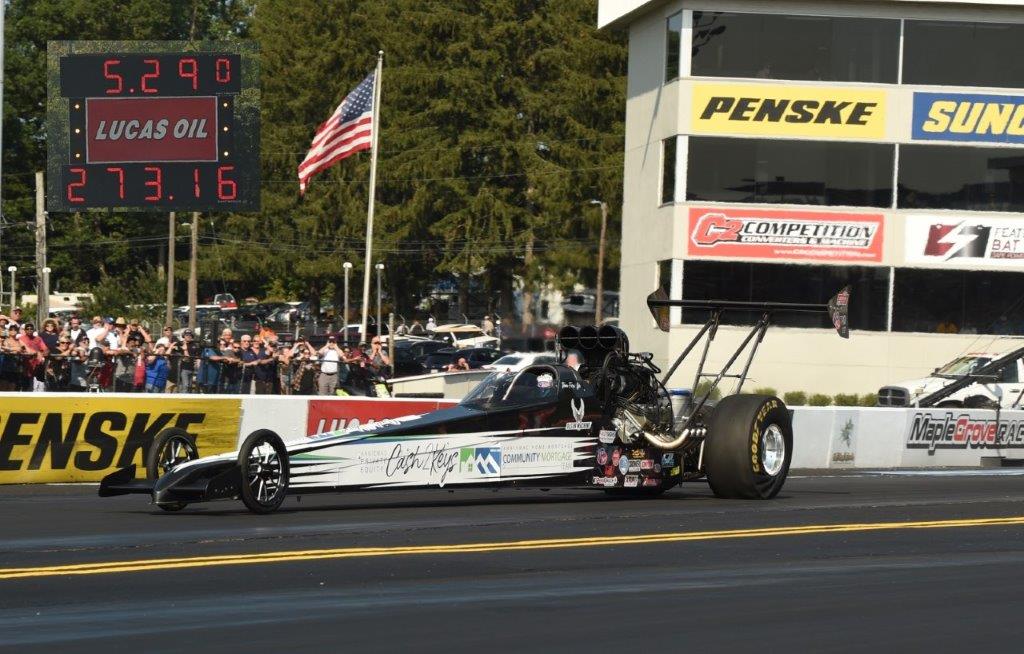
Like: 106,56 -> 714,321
688,207 -> 884,263
691,83 -> 886,140
0,396 -> 241,483
912,92 -> 1024,144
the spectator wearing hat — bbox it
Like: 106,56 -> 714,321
0,306 -> 24,330
121,318 -> 150,350
177,329 -> 199,393
0,324 -> 23,390
86,316 -> 112,351
156,326 -> 179,392
317,335 -> 343,396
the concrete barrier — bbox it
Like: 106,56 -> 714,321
2,392 -> 1019,483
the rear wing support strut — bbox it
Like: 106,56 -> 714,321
646,286 -> 850,426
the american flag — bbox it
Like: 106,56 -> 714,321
298,72 -> 375,194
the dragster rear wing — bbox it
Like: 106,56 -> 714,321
643,286 -> 850,421
646,286 -> 851,338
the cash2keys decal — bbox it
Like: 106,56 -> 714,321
905,215 -> 1024,266
688,207 -> 884,263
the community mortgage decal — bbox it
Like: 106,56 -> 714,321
904,215 -> 1024,267
688,207 -> 884,263
912,92 -> 1024,144
691,83 -> 886,139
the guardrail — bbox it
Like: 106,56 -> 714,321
1,396 -> 1017,484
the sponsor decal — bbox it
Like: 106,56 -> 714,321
661,453 -> 675,467
912,92 -> 1024,144
500,440 -> 574,471
642,477 -> 660,487
617,455 -> 630,475
640,459 -> 655,470
459,447 -> 501,476
627,462 -> 642,473
611,448 -> 621,466
0,397 -> 241,483
692,83 -> 886,139
86,96 -> 219,163
598,429 -> 617,444
689,207 -> 884,263
306,399 -> 455,436
565,398 -> 593,431
385,442 -> 459,485
654,464 -> 662,473
906,411 -> 1024,454
830,411 -> 858,467
596,448 -> 609,466
592,475 -> 618,487
904,215 -> 1024,267
669,466 -> 681,476
629,448 -> 646,458
624,474 -> 639,488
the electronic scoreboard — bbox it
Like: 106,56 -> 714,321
46,41 -> 259,212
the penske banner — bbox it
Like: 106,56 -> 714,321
691,83 -> 887,140
0,396 -> 241,484
904,214 -> 1024,267
912,92 -> 1024,144
688,207 -> 884,262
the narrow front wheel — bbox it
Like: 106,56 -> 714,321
238,430 -> 289,514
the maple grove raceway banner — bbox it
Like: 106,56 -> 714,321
904,214 -> 1024,267
305,398 -> 458,436
0,396 -> 241,484
688,207 -> 885,263
903,408 -> 1024,467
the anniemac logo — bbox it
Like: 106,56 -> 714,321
923,223 -> 991,259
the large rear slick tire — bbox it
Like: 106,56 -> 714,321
704,395 -> 792,500
238,429 -> 289,514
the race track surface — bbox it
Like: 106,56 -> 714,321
3,470 -> 1024,653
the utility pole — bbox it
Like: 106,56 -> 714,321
166,212 -> 175,327
589,200 -> 609,324
35,172 -> 47,324
188,212 -> 198,330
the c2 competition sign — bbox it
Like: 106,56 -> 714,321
0,396 -> 241,483
691,83 -> 887,140
687,207 -> 884,263
912,92 -> 1024,144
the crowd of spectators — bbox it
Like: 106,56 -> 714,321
0,310 -> 392,396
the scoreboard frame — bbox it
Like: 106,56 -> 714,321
46,40 -> 260,212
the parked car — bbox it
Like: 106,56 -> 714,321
878,349 -> 1024,408
422,347 -> 506,373
393,338 -> 451,377
431,324 -> 499,349
213,293 -> 238,309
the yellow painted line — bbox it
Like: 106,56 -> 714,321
3,515 -> 1024,580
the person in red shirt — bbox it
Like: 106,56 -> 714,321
17,323 -> 48,391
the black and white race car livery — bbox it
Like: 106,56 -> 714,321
100,288 -> 849,513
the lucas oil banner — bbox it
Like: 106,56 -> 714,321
0,396 -> 241,484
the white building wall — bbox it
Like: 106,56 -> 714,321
614,0 -> 1024,396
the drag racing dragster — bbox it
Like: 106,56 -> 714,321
99,287 -> 850,514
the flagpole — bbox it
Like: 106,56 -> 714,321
359,51 -> 384,343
